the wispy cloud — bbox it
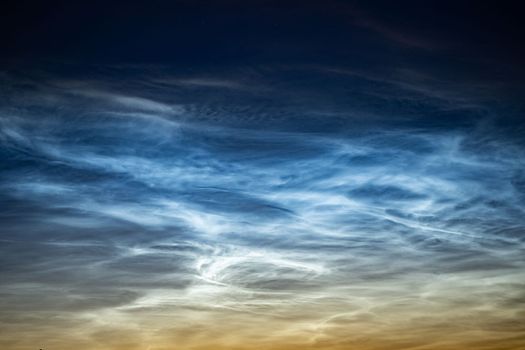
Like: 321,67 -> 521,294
154,77 -> 245,89
1,68 -> 525,349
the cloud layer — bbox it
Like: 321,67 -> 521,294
1,64 -> 524,350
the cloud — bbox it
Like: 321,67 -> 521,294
154,77 -> 245,89
1,67 -> 525,349
70,89 -> 184,114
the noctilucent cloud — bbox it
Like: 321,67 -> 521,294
1,1 -> 525,349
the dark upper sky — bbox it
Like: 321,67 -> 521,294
2,1 -> 525,70
2,0 -> 524,133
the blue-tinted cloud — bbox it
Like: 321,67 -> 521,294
1,65 -> 524,349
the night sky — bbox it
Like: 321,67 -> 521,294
1,1 -> 525,349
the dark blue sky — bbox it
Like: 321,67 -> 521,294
2,1 -> 524,131
3,1 -> 525,66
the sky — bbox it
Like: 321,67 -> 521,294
1,1 -> 525,349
